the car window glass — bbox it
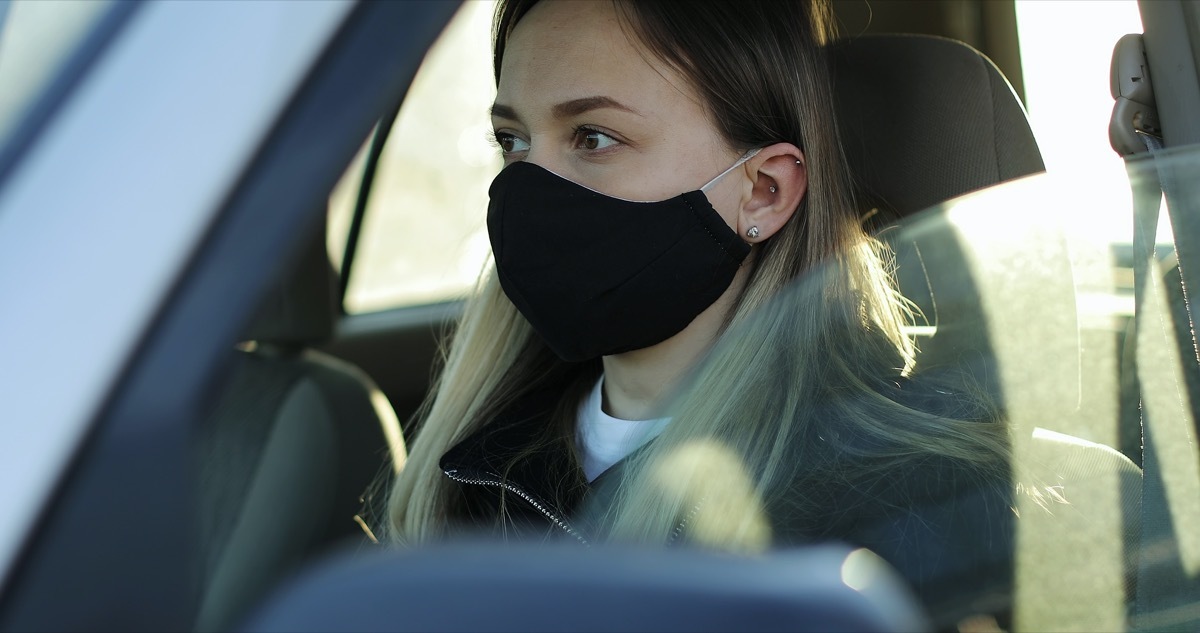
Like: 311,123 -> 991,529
579,147 -> 1200,630
327,127 -> 373,275
323,1 -> 1200,625
0,0 -> 114,154
327,1 -> 498,314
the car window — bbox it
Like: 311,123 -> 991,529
326,125 -> 372,276
934,150 -> 1199,630
586,145 -> 1196,630
1015,1 -> 1146,222
327,1 -> 498,314
0,0 -> 115,155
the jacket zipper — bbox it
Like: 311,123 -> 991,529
443,468 -> 590,547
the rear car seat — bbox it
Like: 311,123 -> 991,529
193,219 -> 403,632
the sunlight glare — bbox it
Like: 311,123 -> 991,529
1015,0 -> 1144,242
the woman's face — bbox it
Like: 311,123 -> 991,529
491,0 -> 746,222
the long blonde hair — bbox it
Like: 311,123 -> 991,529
386,0 -> 1009,547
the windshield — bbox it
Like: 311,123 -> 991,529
325,2 -> 1200,629
0,0 -> 116,153
576,145 -> 1200,630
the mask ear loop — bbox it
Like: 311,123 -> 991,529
700,148 -> 762,193
534,147 -> 764,204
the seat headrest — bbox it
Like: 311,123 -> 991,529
829,34 -> 1045,222
242,219 -> 337,348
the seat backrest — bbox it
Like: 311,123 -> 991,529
194,221 -> 403,632
829,34 -> 1049,394
829,34 -> 1045,223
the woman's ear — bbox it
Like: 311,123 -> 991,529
738,142 -> 807,243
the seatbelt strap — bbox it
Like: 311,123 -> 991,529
1129,131 -> 1200,630
1111,31 -> 1200,629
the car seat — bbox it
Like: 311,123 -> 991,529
830,35 -> 1045,220
829,34 -> 1047,387
193,218 -> 403,632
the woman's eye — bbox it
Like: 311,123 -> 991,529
575,128 -> 619,151
493,132 -> 530,155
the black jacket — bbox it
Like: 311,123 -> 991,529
438,377 -> 1016,625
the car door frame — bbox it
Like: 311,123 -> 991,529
0,1 -> 458,629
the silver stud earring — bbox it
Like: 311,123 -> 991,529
746,226 -> 760,239
769,186 -> 777,193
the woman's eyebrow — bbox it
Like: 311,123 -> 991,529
489,96 -> 642,122
552,96 -> 642,118
490,103 -> 521,121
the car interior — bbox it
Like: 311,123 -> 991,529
2,0 -> 1199,631
195,6 -> 1147,632
200,27 -> 1059,633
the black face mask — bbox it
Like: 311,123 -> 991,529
487,152 -> 757,362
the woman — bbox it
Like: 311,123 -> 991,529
386,0 -> 1015,620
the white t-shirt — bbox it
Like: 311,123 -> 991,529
576,377 -> 670,482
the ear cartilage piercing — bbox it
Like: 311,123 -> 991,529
769,185 -> 777,193
746,226 -> 760,239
